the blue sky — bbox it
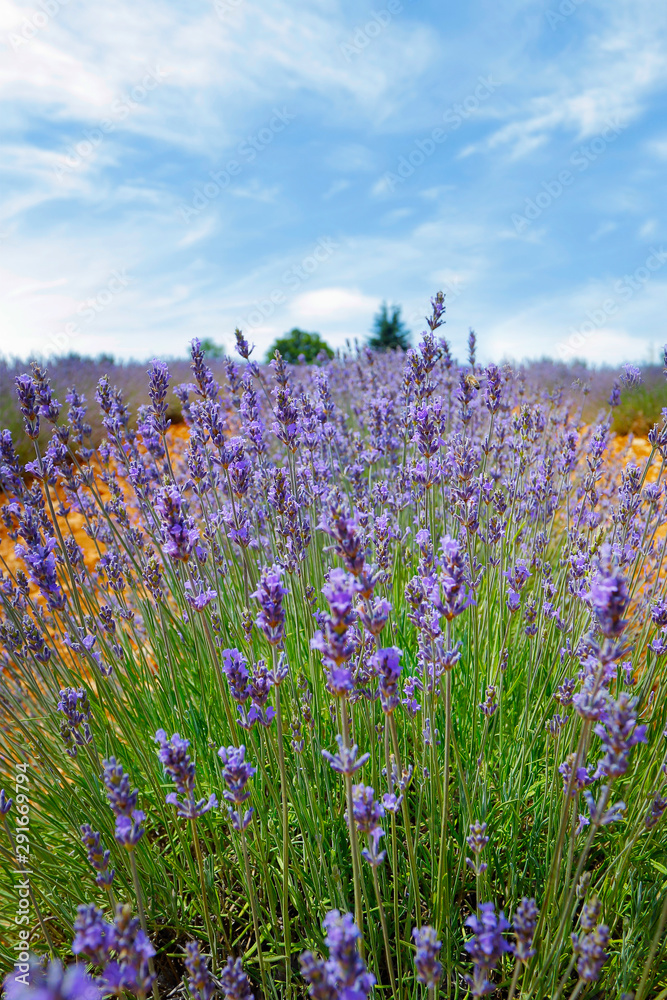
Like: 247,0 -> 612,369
1,0 -> 667,364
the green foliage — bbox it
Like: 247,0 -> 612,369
612,378 -> 667,436
198,337 -> 226,359
368,302 -> 410,351
264,328 -> 333,364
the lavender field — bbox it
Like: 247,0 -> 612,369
1,298 -> 667,1000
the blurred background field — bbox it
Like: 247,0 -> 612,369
1,352 -> 665,467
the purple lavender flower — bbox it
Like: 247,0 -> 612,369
506,589 -> 521,614
0,789 -> 13,814
430,535 -> 475,622
14,373 -> 40,440
479,687 -> 498,717
147,359 -> 171,435
483,364 -> 502,415
572,898 -> 608,982
594,693 -> 647,779
252,565 -> 288,646
300,911 -> 375,1000
222,648 -> 251,704
241,659 -> 276,729
102,758 -> 145,849
554,677 -> 576,706
513,898 -> 538,961
3,960 -> 101,1000
351,784 -> 386,866
234,327 -> 254,360
645,792 -> 667,829
218,745 -> 255,831
371,646 -> 402,714
619,364 -> 642,388
588,553 -> 629,639
608,380 -> 621,408
103,903 -> 156,996
464,903 -> 512,996
184,941 -> 216,1000
190,339 -> 220,400
15,535 -> 66,611
72,903 -> 112,965
184,579 -> 217,612
466,821 -> 489,874
299,952 -> 338,1000
582,790 -> 626,826
318,508 -> 366,577
57,688 -> 92,757
413,925 -> 442,987
322,734 -> 370,776
311,569 -> 359,679
219,956 -> 254,1000
357,595 -> 391,637
80,825 -> 115,887
559,754 -> 594,797
155,730 -> 217,820
155,485 -> 200,562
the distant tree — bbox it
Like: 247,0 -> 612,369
265,328 -> 334,364
199,337 -> 225,359
368,303 -> 410,351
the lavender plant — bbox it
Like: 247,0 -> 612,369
1,310 -> 667,1000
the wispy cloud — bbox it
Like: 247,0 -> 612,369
1,0 -> 667,363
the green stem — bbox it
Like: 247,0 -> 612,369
129,849 -> 160,1000
342,706 -> 365,940
241,828 -> 269,998
635,885 -> 667,1000
191,818 -> 217,964
274,668 -> 292,997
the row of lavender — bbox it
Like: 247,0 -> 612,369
0,297 -> 666,999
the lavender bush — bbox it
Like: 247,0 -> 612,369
1,300 -> 667,999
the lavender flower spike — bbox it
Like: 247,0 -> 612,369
184,941 -> 216,1000
351,784 -> 386,866
80,824 -> 115,887
465,902 -> 512,997
413,925 -> 443,987
220,956 -> 254,1000
218,744 -> 256,831
3,960 -> 101,1000
513,897 -> 539,961
300,910 -> 374,1000
322,734 -> 370,776
0,789 -> 13,815
252,564 -> 288,646
102,757 -> 145,849
155,729 -> 217,819
572,898 -> 609,982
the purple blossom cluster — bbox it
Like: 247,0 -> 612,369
1,304 -> 666,1000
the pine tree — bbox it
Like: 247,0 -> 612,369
368,303 -> 410,351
